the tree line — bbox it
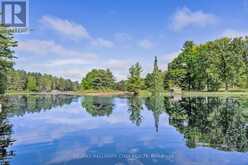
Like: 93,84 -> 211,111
81,37 -> 248,93
168,38 -> 248,91
0,27 -> 79,94
7,70 -> 79,92
2,25 -> 248,94
81,56 -> 165,94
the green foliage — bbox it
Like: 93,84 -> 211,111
81,96 -> 114,117
165,97 -> 248,152
151,57 -> 164,95
168,37 -> 248,91
0,72 -> 7,94
163,71 -> 170,89
116,80 -> 128,91
81,69 -> 115,90
3,95 -> 77,117
213,38 -> 244,90
7,70 -> 27,91
128,96 -> 144,126
0,97 -> 14,164
144,73 -> 153,89
145,96 -> 165,132
27,75 -> 38,92
6,70 -> 79,92
4,23 -> 248,94
0,27 -> 17,94
37,74 -> 53,92
126,63 -> 145,94
144,57 -> 164,95
168,41 -> 200,90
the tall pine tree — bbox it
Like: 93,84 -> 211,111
151,57 -> 164,95
0,27 -> 17,94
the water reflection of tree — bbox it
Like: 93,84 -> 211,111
128,96 -> 144,126
145,96 -> 165,132
81,97 -> 114,117
4,95 -> 78,117
165,97 -> 248,152
0,97 -> 15,165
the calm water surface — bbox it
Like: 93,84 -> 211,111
0,95 -> 248,165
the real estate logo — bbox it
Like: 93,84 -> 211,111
0,0 -> 29,33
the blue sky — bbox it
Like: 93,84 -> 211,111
14,0 -> 248,81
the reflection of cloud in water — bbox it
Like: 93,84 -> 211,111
11,108 -> 103,145
127,159 -> 144,165
115,163 -> 125,165
174,149 -> 225,165
10,97 -> 174,148
47,135 -> 114,164
90,136 -> 114,147
6,96 -> 248,165
47,145 -> 89,164
138,136 -> 155,147
104,109 -> 130,124
129,148 -> 139,154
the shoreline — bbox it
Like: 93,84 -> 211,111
4,90 -> 248,97
4,91 -> 133,97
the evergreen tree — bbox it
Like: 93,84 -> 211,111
6,70 -> 79,92
0,27 -> 17,94
151,56 -> 164,95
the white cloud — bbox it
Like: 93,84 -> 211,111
60,69 -> 85,81
104,59 -> 132,80
94,59 -> 132,81
48,146 -> 89,164
91,38 -> 114,48
105,59 -> 131,70
41,16 -> 91,40
16,39 -> 130,81
18,40 -> 63,55
17,39 -> 96,60
138,39 -> 154,49
16,38 -> 180,81
170,7 -> 217,31
47,59 -> 92,66
40,16 -> 114,48
114,73 -> 127,81
16,39 -> 99,81
221,29 -> 248,38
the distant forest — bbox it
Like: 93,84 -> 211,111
7,70 -> 79,92
1,26 -> 248,94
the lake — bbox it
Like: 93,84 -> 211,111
0,95 -> 248,165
